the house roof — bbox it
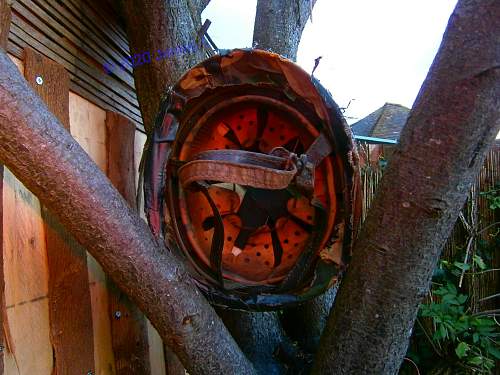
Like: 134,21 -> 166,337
351,103 -> 410,140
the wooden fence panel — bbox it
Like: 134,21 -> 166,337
133,131 -> 167,375
2,50 -> 168,374
24,48 -> 96,375
0,2 -> 10,373
69,92 -> 116,375
3,168 -> 53,374
3,53 -> 53,375
105,112 -> 151,375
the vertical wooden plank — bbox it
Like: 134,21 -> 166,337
24,48 -> 95,374
69,92 -> 115,375
24,48 -> 70,127
3,52 -> 53,375
105,112 -> 151,374
134,131 -> 167,375
146,320 -> 166,375
0,164 -> 3,375
134,131 -> 146,195
3,169 -> 53,375
0,0 -> 10,49
106,113 -> 137,203
0,3 -> 10,373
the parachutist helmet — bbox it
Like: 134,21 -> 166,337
143,49 -> 360,310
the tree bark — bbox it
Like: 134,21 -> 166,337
217,309 -> 285,375
282,286 -> 337,354
0,2 -> 8,372
253,0 -> 316,61
313,1 -> 500,373
216,308 -> 307,375
119,0 -> 209,133
0,48 -> 255,375
118,2 -> 211,371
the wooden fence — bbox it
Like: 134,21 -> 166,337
2,51 -> 165,375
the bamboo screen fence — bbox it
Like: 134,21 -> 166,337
358,142 -> 500,317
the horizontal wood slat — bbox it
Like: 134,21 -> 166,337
10,8 -> 136,103
31,0 -> 133,76
87,0 -> 129,45
8,0 -> 144,132
8,26 -> 144,126
13,0 -> 134,85
65,0 -> 130,57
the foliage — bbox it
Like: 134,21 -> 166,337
420,281 -> 498,373
401,265 -> 499,374
400,193 -> 500,375
480,185 -> 500,210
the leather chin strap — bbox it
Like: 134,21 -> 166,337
179,132 -> 333,289
178,133 -> 332,197
196,181 -> 225,285
179,149 -> 298,190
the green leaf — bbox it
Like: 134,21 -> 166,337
472,255 -> 487,270
447,283 -> 457,294
473,318 -> 496,326
457,294 -> 468,304
442,294 -> 459,305
455,342 -> 470,358
488,346 -> 500,360
439,324 -> 447,340
473,333 -> 479,343
491,196 -> 500,209
468,356 -> 484,366
454,261 -> 471,271
433,288 -> 448,296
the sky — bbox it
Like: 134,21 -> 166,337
202,0 -> 458,124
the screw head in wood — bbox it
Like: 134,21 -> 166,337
36,76 -> 43,85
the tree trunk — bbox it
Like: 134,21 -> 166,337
0,48 -> 255,375
313,1 -> 500,373
216,309 -> 290,375
282,286 -> 337,354
119,1 -> 211,371
253,0 -> 316,61
119,0 -> 209,133
0,1 -> 9,372
253,0 -> 334,360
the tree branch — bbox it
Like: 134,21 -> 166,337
253,0 -> 317,61
0,48 -> 255,375
118,0 -> 208,133
197,0 -> 211,13
313,0 -> 500,373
